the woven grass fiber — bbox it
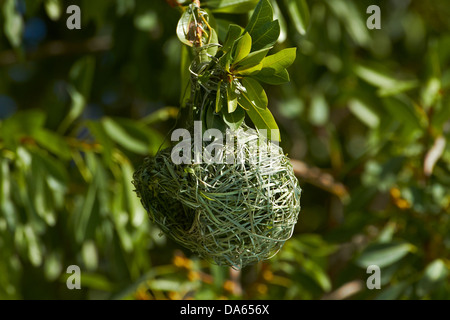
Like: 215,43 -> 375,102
133,126 -> 301,269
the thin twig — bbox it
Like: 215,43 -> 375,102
0,36 -> 111,67
290,158 -> 349,200
321,280 -> 364,300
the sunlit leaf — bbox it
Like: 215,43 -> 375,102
177,7 -> 194,47
245,0 -> 273,37
233,32 -> 252,64
101,117 -> 148,155
227,81 -> 238,113
250,20 -> 280,52
233,47 -> 270,74
283,0 -> 310,35
356,242 -> 415,268
59,56 -> 96,133
45,0 -> 62,21
348,99 -> 380,128
3,0 -> 24,48
205,0 -> 259,13
240,77 -> 268,110
416,259 -> 449,297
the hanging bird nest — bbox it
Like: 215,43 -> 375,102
132,126 -> 301,269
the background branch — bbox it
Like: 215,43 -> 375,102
290,159 -> 349,200
0,36 -> 112,67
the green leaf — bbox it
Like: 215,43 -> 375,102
121,160 -> 146,227
34,129 -> 72,160
233,47 -> 270,74
382,96 -> 423,140
354,64 -> 418,97
206,105 -> 227,132
215,81 -> 223,113
177,8 -> 194,47
356,242 -> 414,268
326,0 -> 370,47
0,158 -> 16,231
3,0 -> 24,48
348,98 -> 380,128
416,259 -> 449,298
79,273 -> 115,292
45,0 -> 62,21
240,77 -> 268,110
251,68 -> 290,85
250,20 -> 280,51
87,120 -> 114,166
44,252 -> 62,281
302,259 -> 332,292
261,47 -> 297,73
233,32 -> 252,63
242,100 -> 279,141
309,94 -> 329,126
270,0 -> 287,43
205,0 -> 259,14
249,47 -> 296,85
31,151 -> 69,191
0,110 -> 46,147
421,77 -> 441,110
69,55 -> 96,99
74,152 -> 98,243
283,0 -> 310,35
234,63 -> 263,76
180,45 -> 192,107
82,241 -> 99,271
227,82 -> 238,113
245,0 -> 273,37
59,56 -> 96,133
24,225 -> 42,267
222,24 -> 244,53
223,106 -> 245,131
206,28 -> 219,57
101,117 -> 148,155
376,282 -> 409,300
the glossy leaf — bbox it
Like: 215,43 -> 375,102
227,81 -> 238,113
59,56 -> 96,133
233,47 -> 270,74
3,0 -> 24,48
348,99 -> 380,128
416,259 -> 449,297
283,0 -> 310,35
233,32 -> 252,64
34,129 -> 72,160
245,0 -> 273,38
356,242 -> 414,268
101,117 -> 148,155
223,105 -> 245,131
260,47 -> 297,73
250,20 -> 280,51
205,0 -> 259,14
245,106 -> 279,141
251,68 -> 290,85
177,8 -> 194,47
222,24 -> 244,53
240,77 -> 268,110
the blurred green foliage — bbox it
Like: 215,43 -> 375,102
0,0 -> 449,300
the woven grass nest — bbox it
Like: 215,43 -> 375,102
133,125 -> 301,269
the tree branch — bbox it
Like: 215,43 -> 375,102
0,36 -> 111,67
290,159 -> 349,200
